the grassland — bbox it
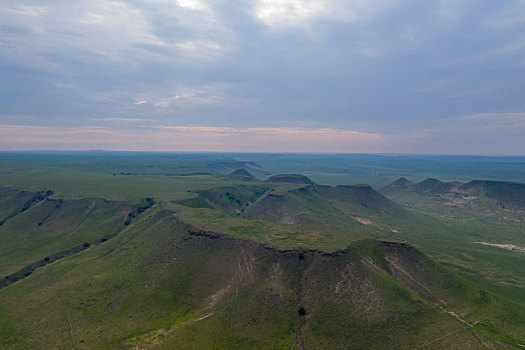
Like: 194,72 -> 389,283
1,205 -> 522,349
0,152 -> 523,349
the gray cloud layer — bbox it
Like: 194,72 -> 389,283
1,0 -> 524,154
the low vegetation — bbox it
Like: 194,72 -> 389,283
0,153 -> 523,349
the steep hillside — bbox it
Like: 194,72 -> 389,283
193,185 -> 270,214
244,184 -> 410,228
226,169 -> 259,182
0,190 -> 137,277
245,192 -> 304,224
382,177 -> 413,190
415,178 -> 461,193
178,182 -> 412,231
0,187 -> 53,224
245,186 -> 340,225
316,184 -> 407,218
382,177 -> 525,211
459,180 -> 525,209
0,204 -> 521,349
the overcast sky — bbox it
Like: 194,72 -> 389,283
1,0 -> 524,154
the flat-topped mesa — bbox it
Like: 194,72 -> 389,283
227,169 -> 258,182
459,180 -> 525,209
460,179 -> 524,191
383,177 -> 460,193
382,177 -> 525,209
266,174 -> 316,185
3,201 -> 502,349
317,184 -> 378,196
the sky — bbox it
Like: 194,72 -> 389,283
0,0 -> 524,154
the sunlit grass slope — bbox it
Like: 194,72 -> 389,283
0,194 -> 132,277
1,204 -> 522,349
0,154 -> 523,349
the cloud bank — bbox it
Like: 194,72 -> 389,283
1,0 -> 524,154
1,120 -> 523,155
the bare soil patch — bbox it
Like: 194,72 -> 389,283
475,242 -> 525,253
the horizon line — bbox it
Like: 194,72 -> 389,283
1,150 -> 524,157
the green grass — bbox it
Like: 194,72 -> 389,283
0,153 -> 524,348
0,197 -> 132,277
1,206 -> 521,349
0,208 -> 523,349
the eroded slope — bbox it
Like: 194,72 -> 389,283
0,203 -> 522,349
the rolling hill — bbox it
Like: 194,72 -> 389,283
181,183 -> 410,228
0,153 -> 524,349
1,203 -> 522,349
382,177 -> 460,194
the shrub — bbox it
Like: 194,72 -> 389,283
298,307 -> 306,316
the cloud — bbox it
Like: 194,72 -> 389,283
0,1 -> 164,61
454,112 -> 525,128
176,0 -> 209,12
434,0 -> 471,28
0,124 -> 394,152
458,112 -> 525,120
486,0 -> 525,28
1,1 -> 524,155
3,5 -> 48,17
174,40 -> 229,62
0,0 -> 232,70
131,84 -> 228,110
254,0 -> 328,27
2,121 -> 523,155
94,117 -> 151,123
253,0 -> 399,28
